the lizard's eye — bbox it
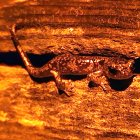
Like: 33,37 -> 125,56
108,66 -> 118,75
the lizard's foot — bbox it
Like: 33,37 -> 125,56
56,80 -> 74,97
99,84 -> 111,93
50,70 -> 74,96
64,80 -> 74,96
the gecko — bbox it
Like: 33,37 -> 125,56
10,24 -> 140,96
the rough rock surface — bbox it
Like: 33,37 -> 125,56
0,0 -> 140,139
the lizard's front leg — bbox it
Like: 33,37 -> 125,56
50,70 -> 74,96
87,70 -> 111,92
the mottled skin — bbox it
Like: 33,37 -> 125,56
10,24 -> 136,96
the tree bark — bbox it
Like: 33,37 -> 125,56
0,0 -> 140,139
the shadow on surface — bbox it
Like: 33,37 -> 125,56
109,77 -> 134,91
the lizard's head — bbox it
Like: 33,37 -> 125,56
105,58 -> 134,80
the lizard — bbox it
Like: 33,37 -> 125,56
10,24 -> 139,96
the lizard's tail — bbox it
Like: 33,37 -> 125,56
10,24 -> 46,78
10,24 -> 33,69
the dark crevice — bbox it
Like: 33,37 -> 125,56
63,75 -> 87,81
101,131 -> 138,138
132,57 -> 140,74
0,51 -> 56,67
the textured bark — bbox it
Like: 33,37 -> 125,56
0,0 -> 140,139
